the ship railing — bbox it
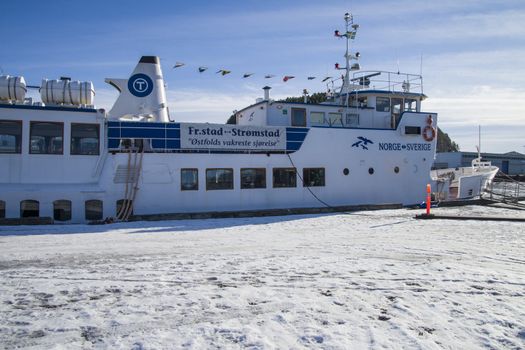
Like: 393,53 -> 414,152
350,70 -> 424,94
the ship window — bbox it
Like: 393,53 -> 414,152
328,113 -> 343,127
394,166 -> 400,174
71,123 -> 100,155
376,97 -> 390,112
85,200 -> 103,221
116,199 -> 133,216
241,168 -> 266,189
309,112 -> 325,124
29,121 -> 63,154
343,168 -> 349,176
0,120 -> 22,154
405,126 -> 421,135
346,113 -> 359,126
303,168 -> 325,187
368,167 -> 375,175
206,168 -> 234,190
405,98 -> 417,112
291,108 -> 306,127
53,200 -> 72,221
181,168 -> 198,191
0,200 -> 5,218
20,200 -> 39,218
273,168 -> 296,188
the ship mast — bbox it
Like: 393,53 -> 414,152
334,12 -> 361,97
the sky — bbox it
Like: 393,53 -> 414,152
2,0 -> 525,153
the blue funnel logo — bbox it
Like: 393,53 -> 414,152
128,73 -> 153,97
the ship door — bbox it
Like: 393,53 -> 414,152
291,108 -> 307,127
390,98 -> 403,128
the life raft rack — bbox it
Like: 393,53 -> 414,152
423,115 -> 436,142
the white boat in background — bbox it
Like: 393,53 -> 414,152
1,12 -> 492,224
431,157 -> 498,201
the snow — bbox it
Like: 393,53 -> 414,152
1,205 -> 524,349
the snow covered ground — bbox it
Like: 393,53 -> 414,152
1,205 -> 524,349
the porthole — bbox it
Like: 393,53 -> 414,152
394,166 -> 400,174
368,167 -> 374,175
343,168 -> 349,176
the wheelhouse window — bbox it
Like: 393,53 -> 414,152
71,123 -> 100,155
30,121 -> 63,154
206,168 -> 233,190
273,168 -> 296,188
291,108 -> 306,127
53,200 -> 72,221
376,97 -> 390,112
328,113 -> 343,127
405,98 -> 417,112
309,112 -> 325,125
85,200 -> 103,221
241,168 -> 266,189
181,168 -> 198,191
303,168 -> 325,187
0,200 -> 5,218
0,120 -> 22,154
20,200 -> 39,218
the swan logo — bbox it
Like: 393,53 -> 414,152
128,74 -> 153,97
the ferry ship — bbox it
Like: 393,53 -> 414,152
0,13 -> 445,223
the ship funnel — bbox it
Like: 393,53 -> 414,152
105,56 -> 170,122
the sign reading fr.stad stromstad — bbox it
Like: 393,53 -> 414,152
180,123 -> 286,151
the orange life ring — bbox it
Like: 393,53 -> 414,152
423,125 -> 436,142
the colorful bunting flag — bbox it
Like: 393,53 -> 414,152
243,73 -> 254,78
307,77 -> 316,80
264,74 -> 275,79
322,77 -> 332,82
173,62 -> 185,68
198,66 -> 208,73
216,70 -> 231,76
283,76 -> 295,82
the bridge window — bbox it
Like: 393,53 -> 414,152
0,120 -> 22,154
405,98 -> 417,112
291,108 -> 306,127
181,168 -> 198,191
376,97 -> 390,112
309,112 -> 325,125
71,123 -> 100,155
206,168 -> 233,190
303,168 -> 325,187
20,200 -> 39,218
85,200 -> 103,221
273,168 -> 296,188
53,200 -> 72,221
30,121 -> 63,154
241,168 -> 266,189
0,200 -> 5,218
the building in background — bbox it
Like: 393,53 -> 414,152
434,152 -> 525,175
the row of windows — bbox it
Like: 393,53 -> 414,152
290,108 -> 360,127
0,120 -> 100,155
0,199 -> 126,221
181,167 -> 326,191
376,97 -> 417,113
